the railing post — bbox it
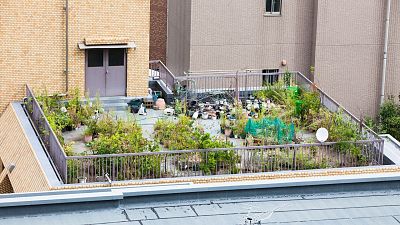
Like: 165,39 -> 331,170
292,147 -> 296,170
235,71 -> 240,102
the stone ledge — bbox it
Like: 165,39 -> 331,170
84,37 -> 131,46
51,166 -> 400,190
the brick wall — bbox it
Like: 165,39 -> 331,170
150,0 -> 167,63
0,159 -> 14,194
314,0 -> 400,117
0,105 -> 51,193
0,176 -> 14,194
0,0 -> 150,114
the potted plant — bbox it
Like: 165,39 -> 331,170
78,176 -> 87,184
232,123 -> 239,139
220,115 -> 227,134
224,121 -> 232,137
83,127 -> 93,143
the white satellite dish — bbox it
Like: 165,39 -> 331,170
316,128 -> 329,143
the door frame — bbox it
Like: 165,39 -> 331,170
84,48 -> 128,97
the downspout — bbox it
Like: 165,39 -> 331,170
380,0 -> 392,106
65,0 -> 69,93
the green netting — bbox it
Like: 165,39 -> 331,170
244,118 -> 295,144
287,86 -> 300,99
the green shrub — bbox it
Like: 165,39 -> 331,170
154,116 -> 239,175
254,81 -> 288,105
298,90 -> 321,123
90,115 -> 157,155
379,97 -> 400,140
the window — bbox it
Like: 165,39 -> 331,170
87,49 -> 104,67
108,49 -> 125,66
266,0 -> 281,15
262,69 -> 279,85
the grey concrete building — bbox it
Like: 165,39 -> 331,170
166,0 -> 400,117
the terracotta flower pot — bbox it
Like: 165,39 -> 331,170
155,98 -> 166,110
84,135 -> 93,143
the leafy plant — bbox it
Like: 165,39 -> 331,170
174,99 -> 186,115
154,116 -> 239,175
66,88 -> 83,127
379,97 -> 400,140
254,81 -> 288,105
284,69 -> 292,87
298,90 -> 321,125
90,114 -> 155,154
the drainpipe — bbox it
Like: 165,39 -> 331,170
380,0 -> 392,106
65,0 -> 69,93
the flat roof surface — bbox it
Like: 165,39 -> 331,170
3,190 -> 400,225
3,178 -> 400,225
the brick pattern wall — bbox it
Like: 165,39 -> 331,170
0,105 -> 51,193
0,0 -> 150,114
0,176 -> 14,194
0,0 -> 66,114
150,0 -> 167,63
0,159 -> 14,194
314,0 -> 400,117
68,0 -> 150,98
170,0 -> 315,76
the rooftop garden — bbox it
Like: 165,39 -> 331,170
25,72 -> 383,183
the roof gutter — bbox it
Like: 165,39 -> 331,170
380,0 -> 392,107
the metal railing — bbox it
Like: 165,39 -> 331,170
173,70 -> 382,141
149,60 -> 177,92
24,85 -> 67,183
177,70 -> 296,100
24,65 -> 385,184
67,140 -> 383,183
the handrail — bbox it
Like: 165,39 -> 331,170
25,85 -> 67,158
149,60 -> 177,79
67,139 -> 382,159
296,72 -> 382,139
25,85 -> 67,183
177,71 -> 289,80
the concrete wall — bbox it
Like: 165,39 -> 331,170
166,0 -> 192,75
314,0 -> 400,117
179,0 -> 316,76
0,0 -> 150,114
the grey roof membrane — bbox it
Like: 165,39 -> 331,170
2,187 -> 400,225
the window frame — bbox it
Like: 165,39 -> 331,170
262,69 -> 280,85
264,0 -> 282,16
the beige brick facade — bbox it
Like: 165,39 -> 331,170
0,0 -> 150,114
0,105 -> 51,193
0,159 -> 14,194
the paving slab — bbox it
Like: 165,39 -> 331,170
154,205 -> 197,219
125,208 -> 158,221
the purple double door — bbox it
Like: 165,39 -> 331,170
85,49 -> 127,97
